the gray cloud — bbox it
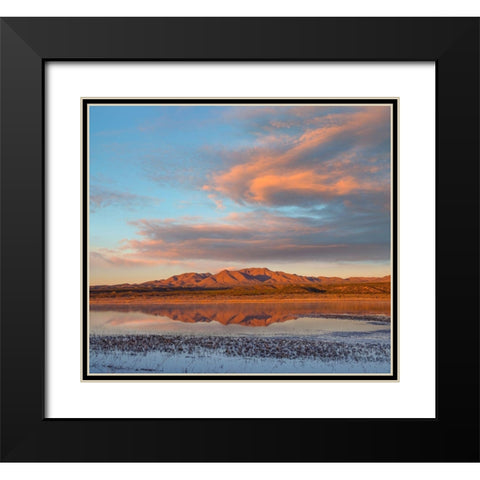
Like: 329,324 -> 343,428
118,210 -> 390,265
90,186 -> 160,212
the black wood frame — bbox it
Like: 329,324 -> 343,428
1,17 -> 478,462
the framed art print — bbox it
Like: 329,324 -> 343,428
83,98 -> 397,380
1,18 -> 479,462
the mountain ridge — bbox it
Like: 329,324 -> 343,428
92,267 -> 391,290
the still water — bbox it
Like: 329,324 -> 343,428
90,301 -> 391,337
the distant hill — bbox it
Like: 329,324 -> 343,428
91,267 -> 391,291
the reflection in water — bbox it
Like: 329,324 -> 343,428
89,301 -> 390,336
89,301 -> 392,374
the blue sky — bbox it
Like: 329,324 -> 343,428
89,104 -> 392,284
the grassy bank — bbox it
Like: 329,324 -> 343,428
90,282 -> 390,304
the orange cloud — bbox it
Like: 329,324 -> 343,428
207,193 -> 225,210
203,106 -> 391,207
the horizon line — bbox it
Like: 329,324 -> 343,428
90,266 -> 391,286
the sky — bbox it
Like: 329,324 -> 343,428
89,103 -> 392,285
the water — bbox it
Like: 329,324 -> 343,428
88,301 -> 392,375
89,301 -> 391,337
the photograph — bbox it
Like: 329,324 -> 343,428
84,99 -> 397,379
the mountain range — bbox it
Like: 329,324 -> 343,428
92,267 -> 390,290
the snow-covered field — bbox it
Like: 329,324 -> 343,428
89,333 -> 391,375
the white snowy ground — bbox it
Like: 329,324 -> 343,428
89,333 -> 391,375
90,349 -> 390,374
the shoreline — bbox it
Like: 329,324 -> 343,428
90,295 -> 390,305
